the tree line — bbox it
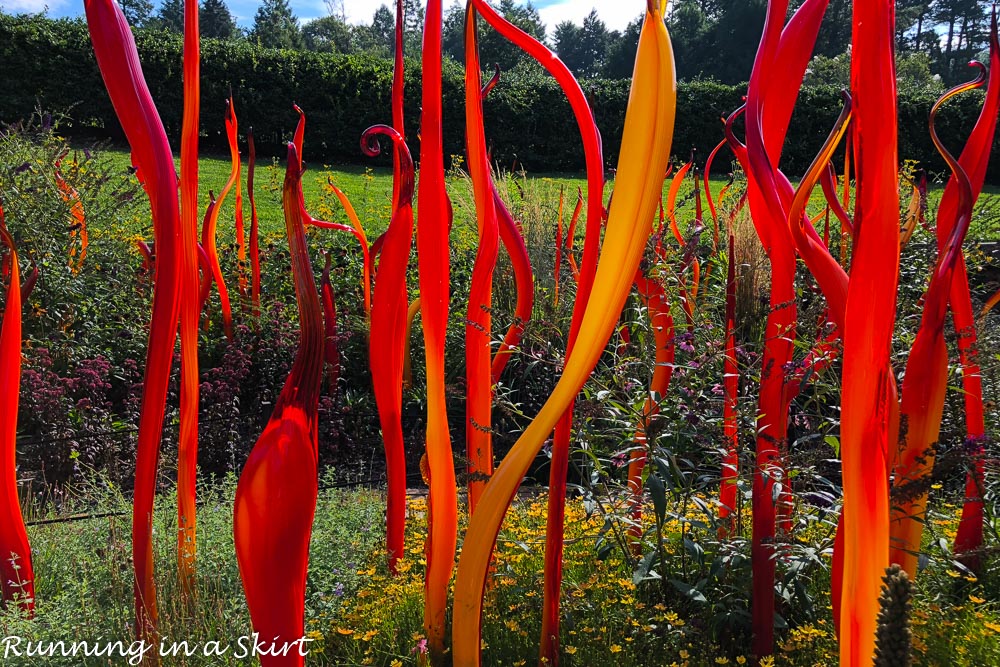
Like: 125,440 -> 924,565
24,0 -> 1000,85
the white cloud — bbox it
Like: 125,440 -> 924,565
533,0 -> 642,35
0,0 -> 67,13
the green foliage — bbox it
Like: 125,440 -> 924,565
4,13 -> 1000,181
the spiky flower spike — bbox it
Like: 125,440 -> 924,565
452,3 -> 676,664
874,565 -> 914,667
233,143 -> 324,667
85,0 -> 182,639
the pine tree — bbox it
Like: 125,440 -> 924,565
201,0 -> 238,40
252,0 -> 303,50
120,0 -> 154,27
154,0 -> 185,33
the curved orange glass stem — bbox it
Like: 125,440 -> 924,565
627,267 -> 674,551
490,186 -> 534,382
325,181 -> 372,326
564,187 -> 583,280
366,125 -> 415,576
403,297 -> 420,390
464,3 -> 606,659
176,0 -> 201,600
890,64 -> 986,577
234,143 -> 323,667
200,98 -> 240,340
453,6 -> 675,665
0,207 -> 34,615
248,128 -> 262,319
418,2 -> 458,659
953,13 -> 1000,572
232,115 -> 247,304
464,6 -> 501,516
703,136 -> 728,250
321,253 -> 341,394
54,155 -> 88,272
86,0 -> 183,640
665,157 -> 691,246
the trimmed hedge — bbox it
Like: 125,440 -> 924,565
3,13 -> 998,180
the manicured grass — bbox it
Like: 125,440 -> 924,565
102,149 -> 1000,251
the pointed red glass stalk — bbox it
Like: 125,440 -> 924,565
952,12 -> 1000,573
665,156 -> 692,246
136,238 -> 154,279
232,115 -> 248,304
86,0 -> 182,639
464,7 -> 501,516
717,229 -> 740,537
248,128 -> 262,319
703,132 -> 741,537
891,64 -> 987,578
554,186 -> 564,307
899,170 -> 926,248
462,2 -> 606,659
176,0 -> 201,599
728,0 -> 830,654
200,98 -> 240,340
366,125 -> 415,576
563,188 -> 583,281
704,135 -> 727,251
403,297 -> 421,390
820,161 -> 854,238
321,253 -> 341,394
490,187 -> 534,382
0,206 -> 34,615
454,4 -> 675,664
838,1 -> 899,662
418,2 -> 458,658
53,153 -> 88,272
323,180 -> 372,326
198,193 -> 219,314
20,265 -> 39,304
234,144 -> 323,667
391,0 -> 405,210
981,287 -> 1000,320
626,265 -> 674,552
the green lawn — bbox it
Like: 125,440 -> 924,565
103,149 -> 1000,248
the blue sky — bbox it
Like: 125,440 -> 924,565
0,0 -> 639,34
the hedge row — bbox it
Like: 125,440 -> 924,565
3,13 -> 998,180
